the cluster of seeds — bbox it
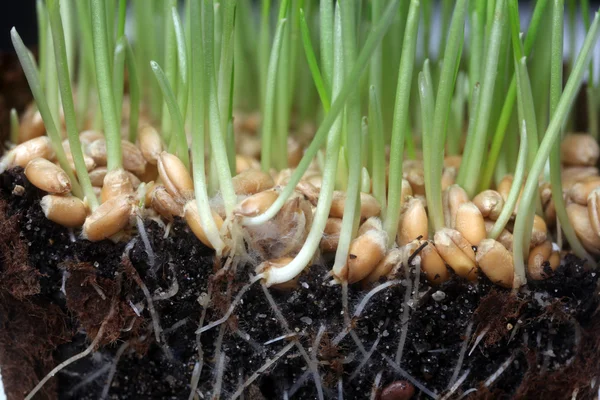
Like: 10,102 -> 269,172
3,109 -> 600,290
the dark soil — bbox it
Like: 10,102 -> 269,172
1,167 -> 599,400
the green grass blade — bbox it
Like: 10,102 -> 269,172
383,0 -> 420,246
124,39 -> 141,143
90,0 -> 122,171
300,8 -> 330,112
151,61 -> 189,169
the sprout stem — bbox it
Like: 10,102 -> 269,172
300,8 -> 330,113
190,0 -> 225,254
424,0 -> 467,233
513,9 -> 600,286
244,0 -> 401,227
124,39 -> 140,143
90,0 -> 122,171
457,0 -> 506,197
9,109 -> 19,144
548,0 -> 592,260
383,0 -> 420,247
151,61 -> 189,169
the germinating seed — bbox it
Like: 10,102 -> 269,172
455,202 -> 486,246
184,200 -> 224,249
138,125 -> 163,164
320,217 -> 342,253
476,239 -> 514,288
567,202 -> 600,255
9,136 -> 55,169
82,195 -> 134,241
342,228 -> 387,284
235,190 -> 279,217
397,196 -> 428,246
329,191 -> 381,220
24,157 -> 71,194
157,152 -> 194,203
569,176 -> 600,205
150,185 -> 183,220
434,229 -> 477,281
561,133 -> 600,167
473,190 -> 504,221
419,240 -> 450,284
528,241 -> 560,280
232,169 -> 274,195
18,104 -> 45,143
362,247 -> 402,287
40,194 -> 88,228
100,168 -> 134,203
443,184 -> 469,229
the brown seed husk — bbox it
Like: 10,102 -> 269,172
82,195 -> 134,241
476,239 -> 514,288
88,139 -> 147,175
184,200 -> 224,249
420,240 -> 450,284
362,247 -> 403,287
232,169 -> 275,195
18,105 -> 45,143
157,151 -> 194,203
79,130 -> 105,145
443,184 -> 469,228
403,159 -> 425,195
561,133 -> 600,167
397,197 -> 428,246
138,125 -> 163,164
287,137 -> 303,168
484,219 -> 514,251
24,157 -> 71,194
343,229 -> 387,284
40,194 -> 88,228
455,202 -> 486,246
62,140 -> 96,173
562,166 -> 599,189
434,228 -> 477,281
329,191 -> 381,220
566,202 -> 600,254
10,136 -> 55,168
100,169 -> 134,203
528,241 -> 560,280
235,155 -> 261,173
530,214 -> 548,248
321,217 -> 342,253
150,185 -> 183,220
358,216 -> 383,236
587,188 -> 600,239
473,190 -> 504,220
569,176 -> 600,205
235,190 -> 279,217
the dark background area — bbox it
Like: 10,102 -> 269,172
0,0 -> 37,51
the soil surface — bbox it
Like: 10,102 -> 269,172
1,168 -> 599,400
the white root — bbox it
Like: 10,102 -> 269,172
136,213 -> 156,272
264,332 -> 298,345
288,370 -> 311,398
211,351 -> 226,400
484,354 -> 516,388
187,362 -> 202,400
337,378 -> 344,400
441,369 -> 471,400
25,301 -> 117,400
197,274 -> 263,334
332,280 -> 401,346
370,370 -> 384,400
152,265 -> 179,301
395,262 -> 413,365
349,320 -> 387,381
230,342 -> 296,400
447,322 -> 474,389
382,355 -> 437,399
66,364 -> 111,396
260,283 -> 325,400
100,342 -> 130,400
469,326 -> 489,356
162,318 -> 189,336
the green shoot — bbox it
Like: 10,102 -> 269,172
383,0 -> 420,247
190,0 -> 225,254
46,2 -> 100,207
117,0 -> 126,39
479,0 -> 550,191
123,39 -> 141,143
258,0 -> 271,107
273,1 -> 292,171
264,5 -> 344,287
113,39 -> 126,125
202,0 -> 236,217
549,0 -> 592,260
260,11 -> 288,172
423,0 -> 467,233
319,0 -> 334,91
369,86 -> 386,218
172,7 -> 189,123
151,61 -> 189,169
332,0 -> 362,278
244,0 -> 401,227
90,0 -> 122,171
9,109 -> 19,145
300,8 -> 331,112
513,9 -> 600,286
161,0 -> 178,141
457,0 -> 506,197
12,29 -> 83,201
